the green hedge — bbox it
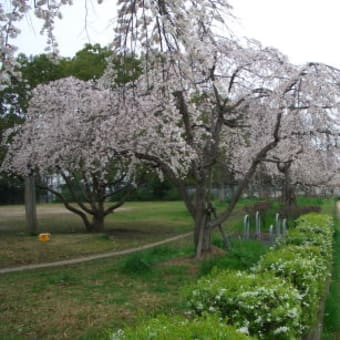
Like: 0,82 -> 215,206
283,213 -> 333,256
110,213 -> 333,339
110,315 -> 252,339
255,245 -> 329,330
187,270 -> 302,339
187,213 -> 333,339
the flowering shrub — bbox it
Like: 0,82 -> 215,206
285,213 -> 334,258
295,213 -> 333,230
255,245 -> 329,329
284,229 -> 332,259
255,213 -> 334,335
110,315 -> 252,339
187,270 -> 303,339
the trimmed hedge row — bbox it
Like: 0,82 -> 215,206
255,245 -> 329,331
187,213 -> 333,339
285,214 -> 333,257
188,270 -> 302,338
111,213 -> 333,339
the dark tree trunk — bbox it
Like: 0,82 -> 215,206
191,183 -> 214,258
194,210 -> 212,258
36,171 -> 136,233
278,162 -> 297,208
283,172 -> 297,207
78,213 -> 92,232
90,211 -> 105,232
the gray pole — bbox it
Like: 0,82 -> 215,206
25,175 -> 38,235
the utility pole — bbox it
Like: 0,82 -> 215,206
25,174 -> 37,235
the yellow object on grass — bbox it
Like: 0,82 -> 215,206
38,233 -> 51,242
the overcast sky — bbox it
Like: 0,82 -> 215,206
231,0 -> 340,68
15,0 -> 340,68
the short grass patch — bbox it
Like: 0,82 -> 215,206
322,199 -> 340,339
0,241 -> 198,339
0,200 -> 256,268
0,202 -> 193,268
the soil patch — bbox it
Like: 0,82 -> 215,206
162,256 -> 199,275
107,228 -> 150,235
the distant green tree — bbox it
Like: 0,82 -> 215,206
64,43 -> 111,80
0,53 -> 67,119
0,44 -> 141,205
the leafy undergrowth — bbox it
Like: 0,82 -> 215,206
110,315 -> 251,340
199,239 -> 268,276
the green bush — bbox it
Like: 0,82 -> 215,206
284,213 -> 334,257
200,240 -> 268,275
260,213 -> 334,334
119,253 -> 152,275
110,315 -> 252,339
295,213 -> 333,228
187,270 -> 303,339
255,245 -> 329,330
118,246 -> 185,276
284,229 -> 332,259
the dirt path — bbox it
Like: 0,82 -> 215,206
0,232 -> 193,274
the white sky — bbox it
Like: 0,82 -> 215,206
230,0 -> 340,68
16,1 -> 116,57
15,0 -> 340,68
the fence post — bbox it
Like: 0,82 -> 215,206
255,211 -> 261,240
243,214 -> 250,239
275,213 -> 281,238
269,224 -> 274,242
282,218 -> 288,237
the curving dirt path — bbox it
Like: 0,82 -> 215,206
0,232 -> 193,275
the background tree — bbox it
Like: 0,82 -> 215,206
108,0 -> 301,257
2,77 -> 131,232
2,76 -> 191,231
0,43 -> 127,203
63,43 -> 110,81
255,63 -> 340,209
263,136 -> 338,209
111,1 -> 340,257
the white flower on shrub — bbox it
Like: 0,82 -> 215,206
238,326 -> 249,335
274,326 -> 289,334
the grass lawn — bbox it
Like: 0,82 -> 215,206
0,240 -> 197,339
0,200 -> 252,268
0,202 -> 194,268
0,197 -> 333,339
322,199 -> 340,339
